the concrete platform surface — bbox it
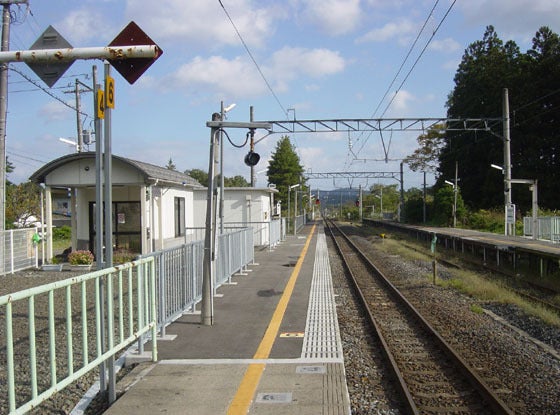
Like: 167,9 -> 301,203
102,224 -> 351,415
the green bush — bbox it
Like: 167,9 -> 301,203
68,250 -> 94,265
465,209 -> 504,233
53,225 -> 71,240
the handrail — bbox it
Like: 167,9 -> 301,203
0,257 -> 157,415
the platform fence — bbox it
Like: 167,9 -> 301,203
523,216 -> 560,243
0,257 -> 157,415
143,227 -> 255,336
0,228 -> 40,276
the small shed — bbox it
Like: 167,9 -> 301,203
192,186 -> 279,246
29,152 -> 202,261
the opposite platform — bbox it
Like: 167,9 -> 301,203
102,223 -> 351,415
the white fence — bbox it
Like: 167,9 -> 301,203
0,228 -> 40,276
523,216 -> 560,243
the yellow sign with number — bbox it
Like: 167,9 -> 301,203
106,76 -> 115,109
97,90 -> 105,119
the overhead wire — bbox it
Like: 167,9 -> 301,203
9,66 -> 90,119
350,0 -> 457,164
217,0 -> 288,118
379,0 -> 457,119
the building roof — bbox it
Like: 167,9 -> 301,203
29,152 -> 202,187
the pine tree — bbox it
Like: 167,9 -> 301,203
266,136 -> 305,212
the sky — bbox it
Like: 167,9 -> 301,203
4,0 -> 560,192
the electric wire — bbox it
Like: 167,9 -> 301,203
217,0 -> 288,118
9,66 -> 90,119
371,0 -> 441,120
351,0 -> 456,163
6,149 -> 48,165
348,0 -> 442,166
380,0 -> 456,119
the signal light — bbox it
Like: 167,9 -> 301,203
244,151 -> 260,166
355,199 -> 360,207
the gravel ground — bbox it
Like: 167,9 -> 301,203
2,226 -> 560,414
0,268 -> 135,415
330,225 -> 560,414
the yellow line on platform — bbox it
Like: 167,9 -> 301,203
227,224 -> 316,415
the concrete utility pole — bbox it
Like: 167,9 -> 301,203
0,1 -> 27,235
202,116 -> 271,326
503,88 -> 513,235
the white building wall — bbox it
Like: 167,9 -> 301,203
191,188 -> 276,246
158,187 -> 195,249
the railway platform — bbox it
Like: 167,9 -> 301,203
102,223 -> 351,415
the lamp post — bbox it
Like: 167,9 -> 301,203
288,184 -> 300,235
219,101 -> 236,235
444,180 -> 457,228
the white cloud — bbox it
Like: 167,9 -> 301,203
270,47 -> 345,84
384,90 -> 415,115
300,0 -> 362,36
429,38 -> 461,53
38,101 -> 73,123
56,8 -> 112,44
125,0 -> 280,48
357,19 -> 417,43
167,47 -> 345,98
457,0 -> 560,41
168,55 -> 265,98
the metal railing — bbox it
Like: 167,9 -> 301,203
142,227 -> 254,335
0,257 -> 157,415
295,214 -> 306,233
0,228 -> 40,276
216,228 -> 254,287
269,218 -> 285,249
145,240 -> 204,336
523,216 -> 560,243
185,223 -> 285,246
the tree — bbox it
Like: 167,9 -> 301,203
6,156 -> 14,186
441,25 -> 560,212
165,158 -> 177,171
405,124 -> 446,173
432,185 -> 466,227
185,169 -> 250,188
441,26 -> 521,210
267,136 -> 305,212
224,175 -> 249,187
186,168 -> 208,187
6,181 -> 41,228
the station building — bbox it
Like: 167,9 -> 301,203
29,152 -> 278,261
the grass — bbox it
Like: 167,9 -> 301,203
365,225 -> 560,328
53,238 -> 71,255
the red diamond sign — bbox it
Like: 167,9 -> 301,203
108,21 -> 163,85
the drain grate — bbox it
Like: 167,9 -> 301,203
301,232 -> 343,360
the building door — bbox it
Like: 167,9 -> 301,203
89,201 -> 142,256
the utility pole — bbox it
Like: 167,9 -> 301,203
453,161 -> 458,228
0,1 -> 27,236
503,88 -> 513,235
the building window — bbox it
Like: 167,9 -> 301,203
175,197 -> 185,237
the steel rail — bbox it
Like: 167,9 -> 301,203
325,219 -> 514,415
325,220 -> 419,415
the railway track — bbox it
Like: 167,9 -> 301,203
325,219 -> 515,415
